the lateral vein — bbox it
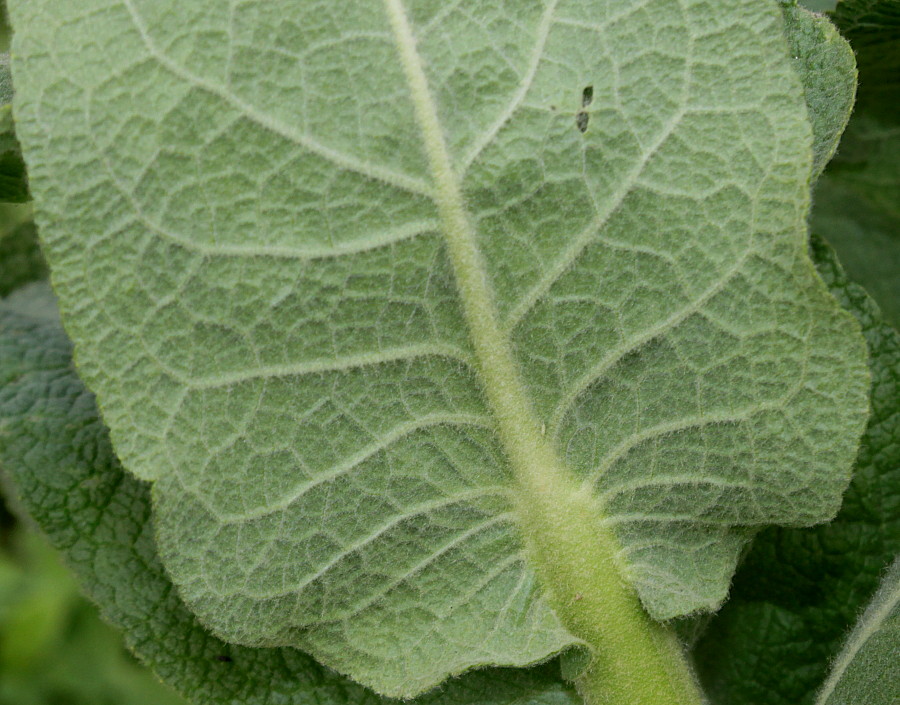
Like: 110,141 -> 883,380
121,0 -> 435,199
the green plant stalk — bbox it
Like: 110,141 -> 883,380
520,484 -> 705,705
385,1 -> 704,703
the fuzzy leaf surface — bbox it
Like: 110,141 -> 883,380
0,287 -> 579,705
9,0 -> 870,696
694,238 -> 900,705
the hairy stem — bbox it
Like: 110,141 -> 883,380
520,481 -> 705,705
384,1 -> 705,702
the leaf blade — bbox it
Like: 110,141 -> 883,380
8,0 -> 871,696
693,237 -> 900,705
0,288 -> 580,705
779,0 -> 857,179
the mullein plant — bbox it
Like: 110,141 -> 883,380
0,1 -> 896,704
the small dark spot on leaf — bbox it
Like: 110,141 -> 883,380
582,85 -> 593,107
576,111 -> 589,133
216,655 -> 233,663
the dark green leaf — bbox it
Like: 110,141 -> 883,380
0,203 -> 45,295
815,556 -> 900,705
0,52 -> 27,204
780,1 -> 856,178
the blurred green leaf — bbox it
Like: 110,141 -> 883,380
0,51 -> 27,203
0,203 -> 45,295
0,525 -> 187,705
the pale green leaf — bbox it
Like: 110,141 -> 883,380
0,289 -> 579,705
8,0 -> 870,697
693,236 -> 900,705
815,556 -> 900,705
0,53 -> 12,105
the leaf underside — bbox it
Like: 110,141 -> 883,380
0,288 -> 579,705
8,0 -> 870,696
694,237 -> 900,705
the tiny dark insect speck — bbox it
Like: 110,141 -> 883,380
576,111 -> 589,133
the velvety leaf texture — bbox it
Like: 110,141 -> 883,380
0,288 -> 579,705
9,0 -> 870,696
694,237 -> 900,705
815,556 -> 900,705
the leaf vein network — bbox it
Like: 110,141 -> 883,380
121,0 -> 436,199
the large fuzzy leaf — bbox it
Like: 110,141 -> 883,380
8,0 -> 869,696
0,287 -> 579,705
694,237 -> 900,705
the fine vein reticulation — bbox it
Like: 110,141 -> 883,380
8,0 -> 869,700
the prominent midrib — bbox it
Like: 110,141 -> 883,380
382,0 -> 559,497
383,5 -> 705,704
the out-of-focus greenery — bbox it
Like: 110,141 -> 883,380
0,2 -> 187,691
802,0 -> 839,11
0,503 -> 187,705
0,203 -> 46,295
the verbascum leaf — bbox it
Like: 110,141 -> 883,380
694,237 -> 900,705
0,288 -> 580,705
815,556 -> 900,705
779,0 -> 857,178
8,0 -> 870,696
